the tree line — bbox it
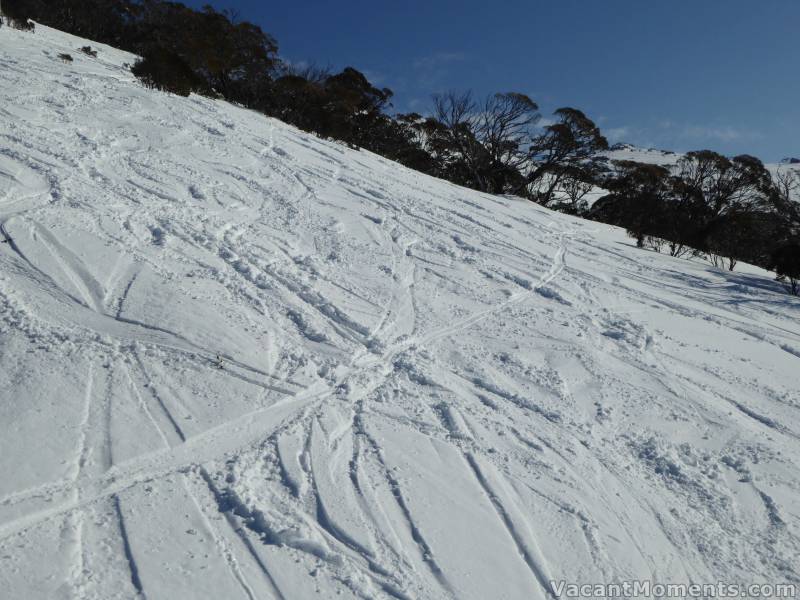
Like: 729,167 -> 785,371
590,154 -> 800,293
3,0 -> 799,294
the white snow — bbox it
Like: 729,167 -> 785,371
2,25 -> 800,600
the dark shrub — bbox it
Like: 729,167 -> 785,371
2,0 -> 35,30
79,46 -> 98,57
704,211 -> 784,271
131,48 -> 204,97
57,53 -> 73,63
771,244 -> 800,295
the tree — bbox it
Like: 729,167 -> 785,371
131,47 -> 204,96
379,114 -> 440,173
129,3 -> 279,101
266,74 -> 328,134
475,92 -> 540,193
552,167 -> 595,215
656,151 -> 772,259
590,161 -> 672,248
770,244 -> 800,295
676,151 -> 772,221
770,168 -> 800,234
525,108 -> 609,206
432,91 -> 492,192
322,67 -> 393,147
704,211 -> 778,271
396,112 -> 472,184
431,90 -> 540,194
262,67 -> 405,157
183,7 -> 279,100
1,0 -> 35,30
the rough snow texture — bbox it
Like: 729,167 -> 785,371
2,25 -> 800,600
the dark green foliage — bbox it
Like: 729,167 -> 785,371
322,68 -> 393,145
704,211 -> 781,271
132,4 -> 279,101
26,0 -> 128,43
79,46 -> 97,57
1,0 -> 35,30
57,53 -> 73,63
593,153 -> 800,292
591,161 -> 672,248
770,244 -> 800,295
9,0 -> 279,104
263,67 -> 427,165
131,48 -> 204,97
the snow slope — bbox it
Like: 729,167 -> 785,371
2,25 -> 800,600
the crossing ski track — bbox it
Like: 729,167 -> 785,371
1,24 -> 800,600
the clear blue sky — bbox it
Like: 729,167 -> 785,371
186,0 -> 799,161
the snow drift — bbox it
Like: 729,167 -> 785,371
1,25 -> 799,600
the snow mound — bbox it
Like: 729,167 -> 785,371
1,25 -> 799,599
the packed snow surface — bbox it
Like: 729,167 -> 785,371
2,26 -> 800,600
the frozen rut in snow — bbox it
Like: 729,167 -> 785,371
1,25 -> 800,600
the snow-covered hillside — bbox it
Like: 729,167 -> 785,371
575,145 -> 800,209
602,144 -> 684,167
2,25 -> 800,600
602,143 -> 800,178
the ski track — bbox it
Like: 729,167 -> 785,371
1,24 -> 800,600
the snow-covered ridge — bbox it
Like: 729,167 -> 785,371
602,144 -> 682,166
603,143 -> 800,176
2,25 -> 799,599
578,144 -> 800,209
